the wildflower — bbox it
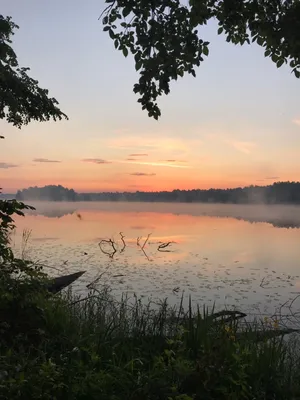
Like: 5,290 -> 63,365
273,319 -> 279,329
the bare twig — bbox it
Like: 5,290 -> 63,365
158,241 -> 174,252
98,239 -> 117,259
142,233 -> 151,250
119,232 -> 126,253
259,276 -> 268,288
136,233 -> 152,261
86,264 -> 112,289
98,1 -> 116,20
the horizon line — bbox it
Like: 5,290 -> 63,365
5,180 -> 300,195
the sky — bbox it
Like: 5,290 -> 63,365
1,0 -> 300,193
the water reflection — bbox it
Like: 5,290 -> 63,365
12,201 -> 300,317
24,201 -> 300,229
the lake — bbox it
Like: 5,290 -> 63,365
12,201 -> 300,320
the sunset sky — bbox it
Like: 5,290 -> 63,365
1,0 -> 300,193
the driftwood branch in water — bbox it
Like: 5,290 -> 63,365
119,232 -> 126,253
157,241 -> 174,252
98,238 -> 117,259
142,233 -> 151,249
137,233 -> 152,261
47,270 -> 86,293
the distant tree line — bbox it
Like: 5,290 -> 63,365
16,185 -> 77,202
15,182 -> 300,204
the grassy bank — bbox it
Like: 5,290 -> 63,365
1,275 -> 300,400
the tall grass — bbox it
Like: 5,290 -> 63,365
1,283 -> 300,399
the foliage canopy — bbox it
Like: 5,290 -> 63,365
102,0 -> 300,119
0,15 -> 67,128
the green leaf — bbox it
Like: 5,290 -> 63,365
257,36 -> 264,46
114,39 -> 119,49
295,69 -> 300,78
217,27 -> 223,35
264,49 -> 271,57
103,26 -> 110,32
276,58 -> 284,68
123,47 -> 128,57
135,61 -> 143,71
122,7 -> 131,18
108,29 -> 115,39
203,46 -> 209,56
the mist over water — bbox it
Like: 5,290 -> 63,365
13,201 -> 300,319
24,201 -> 300,229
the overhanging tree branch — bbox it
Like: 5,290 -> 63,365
0,15 -> 68,128
101,0 -> 300,120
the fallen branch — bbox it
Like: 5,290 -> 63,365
142,233 -> 151,250
47,271 -> 86,294
137,233 -> 152,261
158,241 -> 174,252
98,239 -> 117,259
119,232 -> 126,253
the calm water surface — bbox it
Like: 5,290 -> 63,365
13,202 -> 300,316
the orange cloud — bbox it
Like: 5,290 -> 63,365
120,160 -> 190,168
82,158 -> 112,164
33,158 -> 61,163
0,162 -> 19,169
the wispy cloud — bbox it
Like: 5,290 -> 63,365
123,160 -> 191,168
160,159 -> 187,163
130,172 -> 156,176
129,153 -> 148,157
106,136 -> 190,155
0,162 -> 18,169
293,119 -> 300,126
82,158 -> 112,164
265,176 -> 280,180
82,157 -> 190,169
33,158 -> 61,163
229,141 -> 257,154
